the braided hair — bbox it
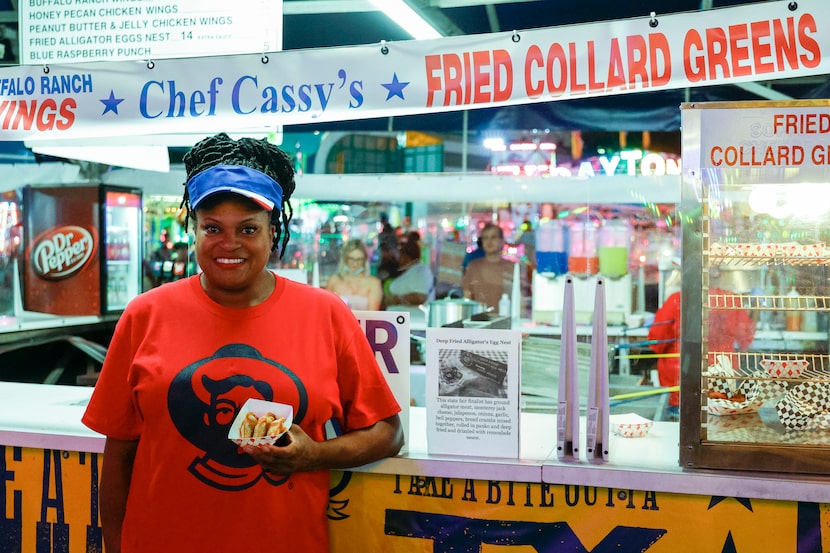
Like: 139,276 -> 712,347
181,132 -> 296,256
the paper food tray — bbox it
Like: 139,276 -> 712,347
228,398 -> 293,447
609,413 -> 653,438
707,398 -> 764,416
760,358 -> 809,379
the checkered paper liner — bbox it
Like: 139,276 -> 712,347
808,412 -> 830,431
782,429 -> 830,445
706,376 -> 733,398
775,380 -> 830,430
705,412 -> 777,442
746,370 -> 790,403
706,410 -> 830,445
705,354 -> 738,397
706,367 -> 790,416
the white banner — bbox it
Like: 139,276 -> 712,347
0,0 -> 828,141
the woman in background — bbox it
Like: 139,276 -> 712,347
326,239 -> 383,310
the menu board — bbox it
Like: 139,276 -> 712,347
19,0 -> 282,65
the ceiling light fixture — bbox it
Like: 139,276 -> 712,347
369,0 -> 442,40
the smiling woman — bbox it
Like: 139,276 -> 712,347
81,133 -> 403,553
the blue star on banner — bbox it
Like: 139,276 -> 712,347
100,90 -> 124,115
381,73 -> 409,101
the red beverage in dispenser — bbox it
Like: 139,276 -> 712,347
568,222 -> 599,276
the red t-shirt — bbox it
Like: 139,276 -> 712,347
648,291 -> 681,406
82,275 -> 400,553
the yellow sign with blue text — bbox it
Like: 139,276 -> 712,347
3,445 -> 829,552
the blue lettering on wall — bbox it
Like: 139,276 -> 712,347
81,452 -> 103,553
384,509 -> 667,551
797,502 -> 821,553
0,446 -> 22,553
38,449 -> 69,553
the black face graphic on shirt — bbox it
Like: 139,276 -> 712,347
168,343 -> 308,490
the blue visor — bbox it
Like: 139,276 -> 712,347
187,165 -> 283,211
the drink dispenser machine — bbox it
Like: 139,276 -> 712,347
532,218 -> 570,324
568,221 -> 599,276
598,218 -> 634,322
533,216 -> 633,325
598,219 -> 630,278
535,219 -> 568,275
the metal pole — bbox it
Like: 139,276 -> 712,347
462,110 -> 468,173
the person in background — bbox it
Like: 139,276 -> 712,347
707,280 -> 756,368
384,231 -> 434,307
462,236 -> 485,274
647,269 -> 682,420
462,222 -> 517,310
376,239 -> 400,284
146,240 -> 172,288
515,219 -> 536,280
648,269 -> 755,421
375,213 -> 400,284
82,133 -> 403,553
170,242 -> 195,281
325,238 -> 383,310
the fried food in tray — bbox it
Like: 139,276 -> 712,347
241,411 -> 287,439
228,398 -> 293,446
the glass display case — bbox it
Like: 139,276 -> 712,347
680,100 -> 830,474
101,187 -> 143,312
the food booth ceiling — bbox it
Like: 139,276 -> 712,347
0,0 -> 826,134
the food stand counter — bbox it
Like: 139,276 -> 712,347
2,381 -> 829,552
